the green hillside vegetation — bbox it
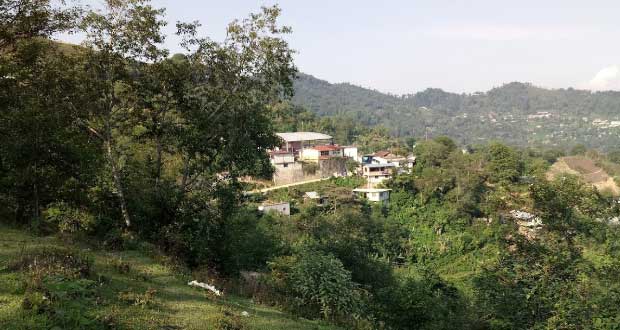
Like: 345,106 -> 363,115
293,73 -> 620,150
0,226 -> 339,330
3,1 -> 620,329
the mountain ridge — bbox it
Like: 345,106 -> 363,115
292,73 -> 620,149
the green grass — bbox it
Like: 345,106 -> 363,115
0,225 -> 340,330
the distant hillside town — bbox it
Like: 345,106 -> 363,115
256,131 -> 418,214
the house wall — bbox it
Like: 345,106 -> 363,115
319,157 -> 347,178
300,149 -> 320,162
273,162 -> 320,185
366,174 -> 389,184
356,191 -> 390,203
343,147 -> 358,159
279,139 -> 333,153
271,154 -> 295,164
301,149 -> 343,162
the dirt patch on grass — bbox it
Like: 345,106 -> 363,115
547,156 -> 620,195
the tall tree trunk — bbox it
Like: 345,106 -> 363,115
106,137 -> 131,228
155,134 -> 163,186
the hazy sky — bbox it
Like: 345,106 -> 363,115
69,0 -> 620,94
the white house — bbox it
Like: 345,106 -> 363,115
304,191 -> 327,206
372,150 -> 406,167
258,202 -> 290,216
342,146 -> 359,161
276,132 -> 333,154
353,188 -> 391,203
361,163 -> 396,185
300,145 -> 343,163
406,155 -> 416,169
269,150 -> 295,169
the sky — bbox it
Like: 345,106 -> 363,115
66,0 -> 620,94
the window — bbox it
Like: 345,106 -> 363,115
283,163 -> 288,168
320,151 -> 329,156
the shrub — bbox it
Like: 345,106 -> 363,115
375,268 -> 470,330
10,246 -> 93,281
218,209 -> 284,275
10,246 -> 108,329
44,202 -> 96,234
302,162 -> 319,175
268,250 -> 364,321
118,288 -> 157,307
109,257 -> 131,274
214,309 -> 248,330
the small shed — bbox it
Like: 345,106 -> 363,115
304,191 -> 327,206
258,202 -> 290,216
353,188 -> 391,203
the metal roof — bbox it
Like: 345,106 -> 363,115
363,163 -> 396,168
276,132 -> 332,142
353,188 -> 391,192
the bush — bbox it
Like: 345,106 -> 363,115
375,268 -> 470,330
218,209 -> 284,275
268,250 -> 364,321
215,309 -> 248,330
44,202 -> 96,234
302,162 -> 319,175
118,288 -> 157,307
10,246 -> 93,281
14,247 -> 105,330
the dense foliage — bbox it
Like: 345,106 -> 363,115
2,1 -> 620,329
294,73 -> 620,150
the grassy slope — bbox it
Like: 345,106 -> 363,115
0,225 -> 339,330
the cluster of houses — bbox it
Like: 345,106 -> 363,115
269,132 -> 357,178
259,131 -> 417,214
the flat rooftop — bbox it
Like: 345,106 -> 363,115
276,132 -> 332,142
353,188 -> 391,192
363,163 -> 396,168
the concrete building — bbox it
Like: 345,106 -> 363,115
269,150 -> 295,168
372,150 -> 407,167
304,191 -> 327,206
361,163 -> 396,185
342,146 -> 359,162
258,202 -> 290,216
353,188 -> 391,203
276,132 -> 333,155
300,145 -> 343,162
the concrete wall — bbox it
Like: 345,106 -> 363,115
300,149 -> 320,162
272,158 -> 347,185
319,158 -> 347,178
273,162 -> 320,185
259,203 -> 290,216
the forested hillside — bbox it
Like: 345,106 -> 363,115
3,1 -> 620,329
293,73 -> 620,149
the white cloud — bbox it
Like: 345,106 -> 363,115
425,24 -> 595,41
584,65 -> 620,91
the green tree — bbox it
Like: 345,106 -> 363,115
269,250 -> 364,321
485,142 -> 522,184
78,0 -> 168,228
0,0 -> 96,224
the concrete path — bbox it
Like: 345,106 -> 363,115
245,177 -> 331,194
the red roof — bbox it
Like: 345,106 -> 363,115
312,145 -> 342,151
374,150 -> 391,157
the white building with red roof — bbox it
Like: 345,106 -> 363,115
300,144 -> 344,162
